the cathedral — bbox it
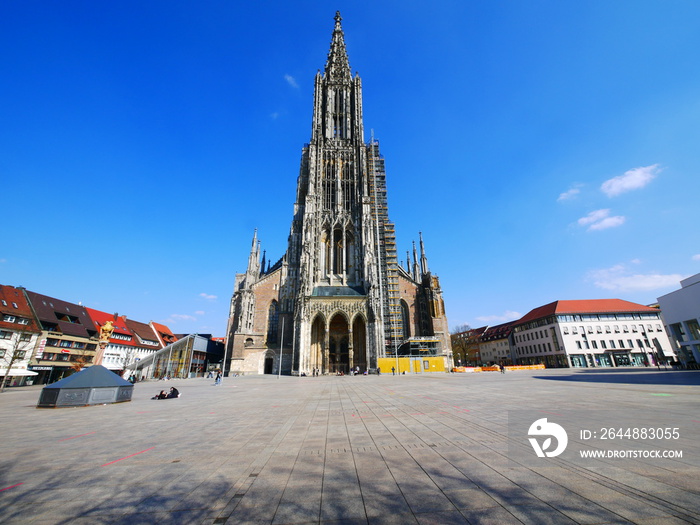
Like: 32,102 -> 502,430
225,12 -> 451,375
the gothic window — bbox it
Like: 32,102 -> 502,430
333,89 -> 345,138
333,228 -> 343,274
401,300 -> 411,339
345,231 -> 355,276
341,158 -> 355,210
267,301 -> 279,344
323,158 -> 336,210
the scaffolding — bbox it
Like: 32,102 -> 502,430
368,139 -> 403,355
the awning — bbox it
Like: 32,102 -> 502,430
0,369 -> 39,376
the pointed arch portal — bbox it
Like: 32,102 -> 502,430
328,314 -> 349,374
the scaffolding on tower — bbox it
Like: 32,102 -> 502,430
368,138 -> 403,356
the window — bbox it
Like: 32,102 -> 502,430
601,341 -> 607,349
591,341 -> 598,349
576,341 -> 582,349
619,340 -> 625,348
614,325 -> 620,333
623,325 -> 629,332
17,317 -> 30,325
627,340 -> 633,347
16,350 -> 26,359
3,315 -> 16,323
686,319 -> 700,340
609,340 -> 616,349
266,301 -> 279,344
20,333 -> 31,342
0,349 -> 4,357
0,330 -> 11,340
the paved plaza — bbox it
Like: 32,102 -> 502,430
0,368 -> 698,525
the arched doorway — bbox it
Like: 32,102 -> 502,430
264,355 -> 274,374
310,315 -> 325,374
352,316 -> 367,372
328,314 -> 349,374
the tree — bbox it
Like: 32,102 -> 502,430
450,324 -> 482,367
0,323 -> 39,392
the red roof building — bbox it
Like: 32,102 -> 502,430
85,307 -> 138,373
0,285 -> 42,387
512,299 -> 675,368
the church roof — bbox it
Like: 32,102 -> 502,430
312,286 -> 365,297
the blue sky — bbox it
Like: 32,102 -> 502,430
2,1 -> 699,335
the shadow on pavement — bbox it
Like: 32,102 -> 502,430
534,369 -> 700,386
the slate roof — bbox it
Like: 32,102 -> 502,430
25,290 -> 97,339
43,364 -> 132,389
312,286 -> 365,297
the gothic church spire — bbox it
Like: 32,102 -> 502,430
324,11 -> 351,80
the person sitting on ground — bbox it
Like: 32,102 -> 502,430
152,390 -> 168,400
168,387 -> 180,399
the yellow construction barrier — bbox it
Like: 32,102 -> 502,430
377,357 -> 446,374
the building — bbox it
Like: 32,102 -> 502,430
479,322 -> 516,365
451,326 -> 487,367
126,334 -> 224,380
225,13 -> 451,375
657,273 -> 700,367
0,285 -> 42,388
512,299 -> 676,368
25,290 -> 99,384
85,308 -> 141,375
124,318 -> 164,365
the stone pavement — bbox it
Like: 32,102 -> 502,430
0,368 -> 698,525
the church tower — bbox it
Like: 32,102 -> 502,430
226,13 -> 451,375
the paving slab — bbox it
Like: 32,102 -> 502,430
0,368 -> 698,524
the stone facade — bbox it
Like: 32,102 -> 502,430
225,12 -> 451,375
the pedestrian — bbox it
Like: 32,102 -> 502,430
391,366 -> 395,375
215,371 -> 222,385
499,363 -> 505,374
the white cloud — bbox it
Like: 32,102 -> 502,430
169,314 -> 197,322
587,263 -> 683,292
577,209 -> 625,231
199,293 -> 217,300
284,74 -> 299,89
557,187 -> 580,201
476,310 -> 522,323
692,254 -> 700,261
588,215 -> 626,231
194,310 -> 205,316
601,164 -> 660,197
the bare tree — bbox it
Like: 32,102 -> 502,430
0,323 -> 38,392
451,324 -> 483,367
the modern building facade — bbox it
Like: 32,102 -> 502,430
225,13 -> 451,375
512,299 -> 676,368
657,273 -> 700,367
